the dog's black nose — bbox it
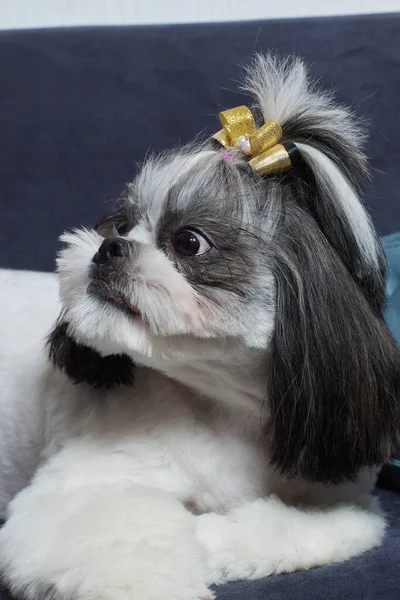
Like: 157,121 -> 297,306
93,237 -> 130,265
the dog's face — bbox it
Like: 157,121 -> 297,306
57,150 -> 276,363
49,54 -> 400,484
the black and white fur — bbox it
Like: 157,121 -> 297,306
0,54 -> 399,600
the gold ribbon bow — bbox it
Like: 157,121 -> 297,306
212,105 -> 297,175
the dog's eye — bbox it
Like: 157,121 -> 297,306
116,220 -> 130,236
173,229 -> 211,257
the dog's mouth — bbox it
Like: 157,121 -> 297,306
88,280 -> 142,320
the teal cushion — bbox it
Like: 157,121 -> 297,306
380,233 -> 400,491
382,233 -> 400,346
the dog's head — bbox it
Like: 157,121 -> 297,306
49,54 -> 400,483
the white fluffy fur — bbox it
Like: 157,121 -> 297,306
0,55 -> 389,600
244,54 -> 363,141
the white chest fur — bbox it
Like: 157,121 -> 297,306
44,367 -> 272,514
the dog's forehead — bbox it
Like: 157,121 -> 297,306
131,149 -> 241,225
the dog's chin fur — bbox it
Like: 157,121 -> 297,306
0,54 -> 399,600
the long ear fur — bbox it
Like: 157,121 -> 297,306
47,318 -> 135,388
245,55 -> 400,482
268,208 -> 400,483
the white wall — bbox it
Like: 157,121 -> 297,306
1,0 -> 399,30
0,0 -> 400,29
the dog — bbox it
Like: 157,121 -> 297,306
0,54 -> 399,600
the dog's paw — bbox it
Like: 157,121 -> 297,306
196,495 -> 386,585
0,482 -> 214,600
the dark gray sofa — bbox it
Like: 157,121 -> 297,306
1,13 -> 399,599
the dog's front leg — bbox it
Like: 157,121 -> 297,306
196,495 -> 386,585
0,449 -> 213,600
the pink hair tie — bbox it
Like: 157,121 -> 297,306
220,150 -> 232,161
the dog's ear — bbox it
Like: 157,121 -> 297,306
47,318 -> 135,388
267,203 -> 400,484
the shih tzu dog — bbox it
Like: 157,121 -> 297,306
0,54 -> 399,600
